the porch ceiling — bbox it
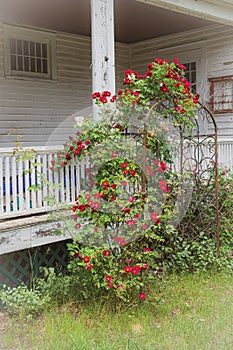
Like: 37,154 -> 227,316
0,0 -> 215,43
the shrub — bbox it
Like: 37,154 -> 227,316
0,284 -> 50,320
51,57 -> 199,304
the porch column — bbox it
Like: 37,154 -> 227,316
91,0 -> 115,112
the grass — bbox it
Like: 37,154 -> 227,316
2,272 -> 233,350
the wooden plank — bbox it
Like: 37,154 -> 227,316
64,164 -> 70,203
0,157 -> 3,214
11,156 -> 18,213
70,158 -> 75,203
24,159 -> 31,210
18,159 -> 25,211
30,156 -> 37,209
42,153 -> 48,205
4,157 -> 11,214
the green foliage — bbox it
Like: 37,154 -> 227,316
159,167 -> 233,273
35,267 -> 81,304
0,284 -> 50,320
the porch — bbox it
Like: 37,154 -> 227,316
0,145 -> 91,255
1,137 -> 233,237
0,136 -> 232,286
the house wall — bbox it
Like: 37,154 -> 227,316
1,23 -> 233,149
0,23 -> 130,148
130,24 -> 233,137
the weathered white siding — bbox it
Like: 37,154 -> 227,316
0,24 -> 130,148
130,24 -> 233,136
1,22 -> 233,147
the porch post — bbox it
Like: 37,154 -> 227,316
91,0 -> 115,118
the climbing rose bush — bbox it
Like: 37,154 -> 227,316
53,57 -> 200,303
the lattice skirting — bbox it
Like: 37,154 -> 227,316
0,240 -> 72,287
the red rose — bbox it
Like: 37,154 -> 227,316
78,204 -> 86,212
160,180 -> 168,192
92,202 -> 100,209
131,266 -> 140,275
86,263 -> 93,270
139,293 -> 146,300
142,264 -> 149,270
92,92 -> 101,99
144,247 -> 151,252
121,207 -> 130,214
106,275 -> 112,282
65,153 -> 71,160
99,96 -> 108,103
83,256 -> 90,263
102,90 -> 111,97
110,95 -> 116,102
148,63 -> 153,70
124,266 -> 131,273
160,161 -> 167,171
150,212 -> 159,222
161,85 -> 169,92
102,250 -> 111,257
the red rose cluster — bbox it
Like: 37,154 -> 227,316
92,90 -> 116,103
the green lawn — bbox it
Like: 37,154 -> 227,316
2,272 -> 233,350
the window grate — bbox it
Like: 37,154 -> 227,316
209,75 -> 233,114
10,38 -> 48,75
4,25 -> 56,80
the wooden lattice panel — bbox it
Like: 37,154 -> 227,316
0,240 -> 71,287
0,251 -> 30,287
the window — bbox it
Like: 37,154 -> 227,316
184,61 -> 196,92
209,76 -> 233,114
4,25 -> 56,79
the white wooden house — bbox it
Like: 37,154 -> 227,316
1,0 -> 233,284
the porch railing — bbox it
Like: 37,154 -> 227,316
0,138 -> 233,219
0,146 -> 89,220
217,137 -> 233,170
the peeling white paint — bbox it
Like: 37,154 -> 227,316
91,0 -> 115,104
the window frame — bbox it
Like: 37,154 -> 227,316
209,75 -> 233,114
3,24 -> 57,80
